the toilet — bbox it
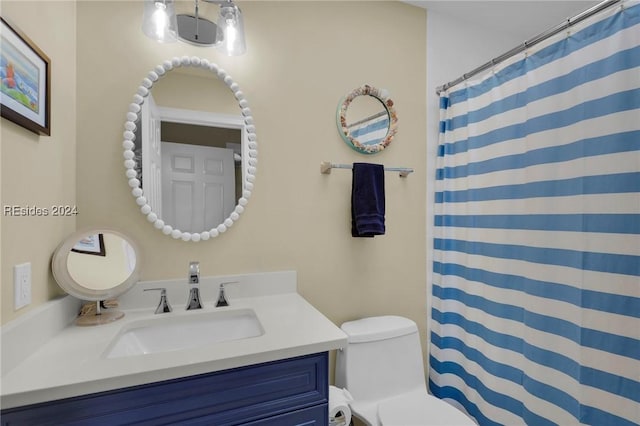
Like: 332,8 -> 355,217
335,316 -> 475,426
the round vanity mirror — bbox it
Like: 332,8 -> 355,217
123,56 -> 258,242
52,229 -> 141,325
337,84 -> 398,154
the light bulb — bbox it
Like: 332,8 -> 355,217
224,20 -> 238,48
151,3 -> 169,39
142,0 -> 178,43
217,4 -> 246,56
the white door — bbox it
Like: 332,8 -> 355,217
141,94 -> 163,216
161,142 -> 236,233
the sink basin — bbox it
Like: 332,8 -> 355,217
104,309 -> 263,358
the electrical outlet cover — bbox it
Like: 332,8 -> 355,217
14,262 -> 31,310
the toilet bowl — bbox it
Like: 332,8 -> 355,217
335,316 -> 475,426
376,389 -> 474,425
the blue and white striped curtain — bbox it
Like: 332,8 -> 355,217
349,112 -> 390,147
429,2 -> 640,425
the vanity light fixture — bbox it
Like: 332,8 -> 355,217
142,0 -> 247,56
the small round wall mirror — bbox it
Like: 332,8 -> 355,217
123,56 -> 258,242
336,84 -> 398,154
52,229 -> 141,326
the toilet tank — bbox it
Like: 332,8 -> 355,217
335,316 -> 426,403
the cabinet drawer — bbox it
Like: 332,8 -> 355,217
183,404 -> 328,426
1,352 -> 328,426
244,404 -> 328,425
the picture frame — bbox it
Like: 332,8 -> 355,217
72,234 -> 106,257
0,17 -> 51,136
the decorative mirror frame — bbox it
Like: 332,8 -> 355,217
336,84 -> 398,154
52,228 -> 141,301
122,56 -> 258,242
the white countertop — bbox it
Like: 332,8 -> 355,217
1,271 -> 347,409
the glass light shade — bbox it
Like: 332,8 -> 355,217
142,0 -> 178,43
217,3 -> 246,56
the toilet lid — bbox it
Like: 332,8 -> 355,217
378,393 -> 475,426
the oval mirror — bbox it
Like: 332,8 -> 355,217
336,84 -> 398,154
123,56 -> 257,242
52,229 -> 141,325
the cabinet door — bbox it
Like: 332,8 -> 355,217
1,352 -> 328,426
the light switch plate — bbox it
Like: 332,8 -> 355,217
14,262 -> 32,310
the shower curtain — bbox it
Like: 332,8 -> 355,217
429,2 -> 640,425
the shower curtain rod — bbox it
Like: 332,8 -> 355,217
435,0 -> 622,95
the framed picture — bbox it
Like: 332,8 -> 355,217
0,17 -> 51,136
72,234 -> 106,257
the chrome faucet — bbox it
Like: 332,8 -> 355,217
216,281 -> 238,307
144,288 -> 172,314
186,261 -> 203,310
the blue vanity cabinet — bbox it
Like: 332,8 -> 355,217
1,352 -> 328,426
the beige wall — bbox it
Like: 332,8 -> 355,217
3,0 -> 427,366
77,0 -> 426,341
152,70 -> 239,114
1,1 -> 77,324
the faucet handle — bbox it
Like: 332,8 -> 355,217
144,288 -> 172,314
188,261 -> 200,284
216,281 -> 239,307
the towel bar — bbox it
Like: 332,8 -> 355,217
320,161 -> 413,177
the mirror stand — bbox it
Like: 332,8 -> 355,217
75,301 -> 125,327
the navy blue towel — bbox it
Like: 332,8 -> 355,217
351,163 -> 385,237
